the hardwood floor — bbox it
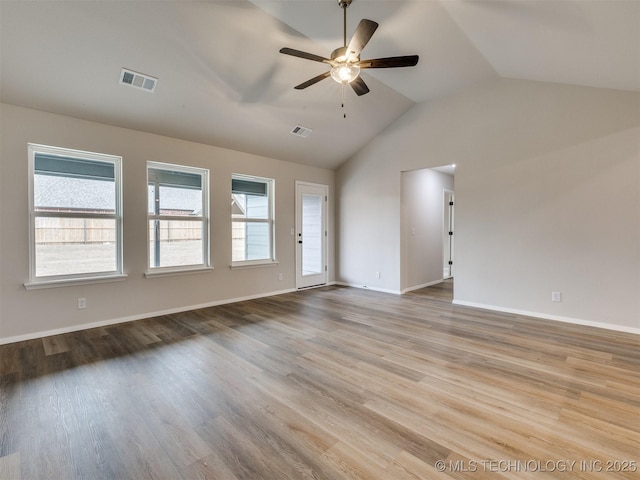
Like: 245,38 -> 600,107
1,281 -> 638,479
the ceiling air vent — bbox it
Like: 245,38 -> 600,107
290,125 -> 312,138
119,68 -> 157,93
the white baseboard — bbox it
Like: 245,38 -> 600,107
297,281 -> 337,290
401,279 -> 444,294
6,286 -> 635,344
0,288 -> 298,345
336,280 -> 445,295
335,282 -> 402,295
452,300 -> 640,335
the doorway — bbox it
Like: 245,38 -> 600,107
400,167 -> 454,293
295,182 -> 328,289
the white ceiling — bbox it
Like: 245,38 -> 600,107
1,1 -> 638,170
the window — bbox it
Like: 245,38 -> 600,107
147,162 -> 209,273
27,144 -> 124,286
231,174 -> 275,266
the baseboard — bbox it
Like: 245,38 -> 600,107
401,279 -> 444,294
336,280 -> 445,295
297,281 -> 337,291
7,286 -> 635,344
0,287 -> 298,345
335,282 -> 402,295
452,300 -> 640,335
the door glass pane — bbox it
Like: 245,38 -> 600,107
302,194 -> 322,276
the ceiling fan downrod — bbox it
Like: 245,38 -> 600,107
338,0 -> 352,47
338,0 -> 352,119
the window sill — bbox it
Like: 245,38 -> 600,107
230,260 -> 279,270
145,266 -> 213,278
24,274 -> 128,290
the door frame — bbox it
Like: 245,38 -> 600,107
295,181 -> 328,289
443,189 -> 454,278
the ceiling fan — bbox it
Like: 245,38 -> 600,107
279,0 -> 419,97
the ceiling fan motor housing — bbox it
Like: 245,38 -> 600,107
331,46 -> 358,63
338,0 -> 353,8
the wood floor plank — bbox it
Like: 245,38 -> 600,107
0,452 -> 21,480
1,280 -> 638,479
387,450 -> 450,480
41,335 -> 70,355
179,451 -> 241,480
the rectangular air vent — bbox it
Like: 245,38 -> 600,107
290,125 -> 312,138
119,68 -> 157,93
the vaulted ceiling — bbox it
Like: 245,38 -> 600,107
1,1 -> 638,170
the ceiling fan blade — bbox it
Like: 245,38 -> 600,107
357,55 -> 419,69
350,76 -> 370,96
279,47 -> 332,64
346,19 -> 378,58
294,71 -> 331,90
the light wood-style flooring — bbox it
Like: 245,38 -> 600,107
1,281 -> 638,479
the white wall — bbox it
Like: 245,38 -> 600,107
337,79 -> 640,331
0,104 -> 335,342
401,168 -> 454,292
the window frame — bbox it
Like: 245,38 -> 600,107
231,173 -> 276,268
145,161 -> 211,277
25,143 -> 125,289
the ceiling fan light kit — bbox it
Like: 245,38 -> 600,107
279,0 -> 419,97
330,63 -> 360,84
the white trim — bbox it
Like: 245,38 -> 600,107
297,280 -> 336,291
452,300 -> 640,335
230,260 -> 279,270
34,211 -> 118,220
24,274 -> 128,290
231,173 -> 276,264
7,285 -> 636,345
443,189 -> 454,278
147,161 -> 210,271
401,279 -> 444,294
144,266 -> 213,278
335,281 -> 402,295
295,181 -> 329,289
0,287 -> 297,345
28,143 -> 124,283
148,214 -> 205,222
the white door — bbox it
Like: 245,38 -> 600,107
296,182 -> 328,289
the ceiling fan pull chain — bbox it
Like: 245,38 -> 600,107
342,84 -> 347,118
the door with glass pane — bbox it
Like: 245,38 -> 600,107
296,182 -> 328,289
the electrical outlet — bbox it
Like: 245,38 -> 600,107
278,273 -> 283,281
77,297 -> 87,309
375,272 -> 381,279
551,291 -> 561,302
